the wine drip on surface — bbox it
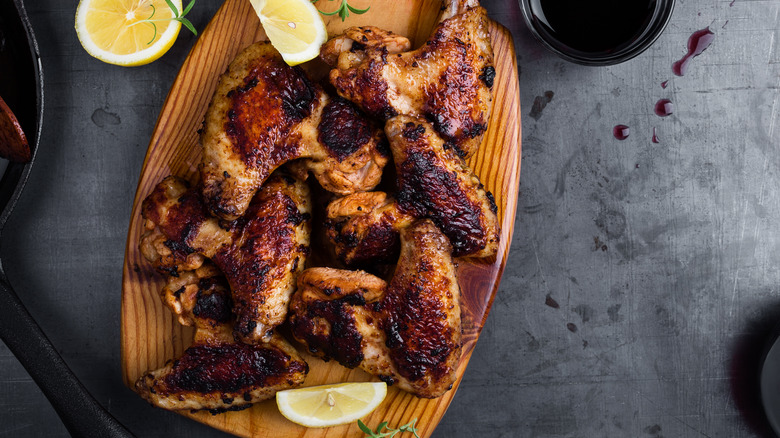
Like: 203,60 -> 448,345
652,127 -> 660,143
661,80 -> 669,89
613,125 -> 630,140
529,0 -> 658,54
654,99 -> 674,117
673,27 -> 715,76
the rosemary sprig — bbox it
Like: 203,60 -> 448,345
312,0 -> 370,22
357,418 -> 422,438
136,0 -> 198,45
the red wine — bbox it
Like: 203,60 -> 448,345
652,127 -> 660,143
654,99 -> 674,117
614,125 -> 630,140
529,0 -> 659,54
673,28 -> 715,76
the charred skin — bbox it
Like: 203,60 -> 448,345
135,268 -> 308,413
215,174 -> 312,343
200,42 -> 318,220
139,173 -> 312,343
201,42 -> 388,220
388,116 -> 499,258
324,192 -> 414,267
324,5 -> 494,158
374,220 -> 461,393
289,220 -> 461,398
323,115 -> 500,264
136,338 -> 308,413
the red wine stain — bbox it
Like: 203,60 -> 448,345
567,323 -> 578,333
613,124 -> 630,140
545,294 -> 560,309
730,0 -> 736,6
673,27 -> 715,76
652,127 -> 660,143
654,99 -> 674,117
529,90 -> 555,120
722,20 -> 729,29
661,80 -> 669,89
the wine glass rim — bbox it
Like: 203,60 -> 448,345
518,0 -> 676,66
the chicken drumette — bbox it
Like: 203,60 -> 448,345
289,220 -> 461,398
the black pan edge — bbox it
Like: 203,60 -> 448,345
0,0 -> 44,230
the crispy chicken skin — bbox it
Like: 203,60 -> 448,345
325,116 -> 499,265
387,115 -> 499,258
325,192 -> 414,266
200,41 -> 388,220
135,268 -> 308,413
140,173 -> 311,343
321,0 -> 494,158
289,220 -> 461,398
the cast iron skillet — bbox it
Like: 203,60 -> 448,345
0,1 -> 134,436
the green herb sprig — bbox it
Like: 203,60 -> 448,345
312,0 -> 370,22
136,0 -> 198,45
357,418 -> 421,438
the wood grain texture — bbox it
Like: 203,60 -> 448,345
121,0 -> 521,436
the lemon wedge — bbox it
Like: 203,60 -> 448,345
276,382 -> 387,428
249,0 -> 328,66
75,0 -> 182,66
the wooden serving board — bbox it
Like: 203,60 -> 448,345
121,0 -> 521,436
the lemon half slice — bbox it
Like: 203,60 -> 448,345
250,0 -> 328,66
276,382 -> 387,428
75,0 -> 182,66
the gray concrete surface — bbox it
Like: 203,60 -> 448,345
2,0 -> 779,436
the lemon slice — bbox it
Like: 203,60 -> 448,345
249,0 -> 328,66
276,382 -> 387,428
75,0 -> 182,66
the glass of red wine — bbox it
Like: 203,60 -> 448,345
519,0 -> 675,66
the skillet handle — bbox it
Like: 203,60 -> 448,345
0,279 -> 135,437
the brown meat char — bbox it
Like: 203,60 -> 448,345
157,343 -> 306,396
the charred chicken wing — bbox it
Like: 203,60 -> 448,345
200,41 -> 388,220
135,267 -> 308,413
289,220 -> 461,398
321,0 -> 494,158
140,172 -> 311,343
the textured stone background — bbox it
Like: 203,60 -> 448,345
3,0 -> 780,437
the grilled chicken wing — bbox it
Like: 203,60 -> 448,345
321,0 -> 494,158
289,220 -> 461,398
200,41 -> 388,220
135,267 -> 308,413
388,115 -> 499,257
325,116 -> 499,265
140,172 -> 311,343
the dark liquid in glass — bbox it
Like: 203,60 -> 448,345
529,0 -> 658,54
